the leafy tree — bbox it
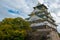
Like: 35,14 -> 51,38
0,17 -> 31,40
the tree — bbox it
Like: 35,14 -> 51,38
0,17 -> 31,40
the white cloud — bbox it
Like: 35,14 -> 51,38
57,12 -> 60,17
0,0 -> 38,20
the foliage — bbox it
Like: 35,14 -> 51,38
0,17 -> 31,40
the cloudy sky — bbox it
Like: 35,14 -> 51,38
0,0 -> 60,32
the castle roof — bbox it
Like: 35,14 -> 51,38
33,4 -> 48,9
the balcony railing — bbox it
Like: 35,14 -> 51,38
30,21 -> 57,29
37,29 -> 51,32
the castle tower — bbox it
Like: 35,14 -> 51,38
27,3 -> 60,40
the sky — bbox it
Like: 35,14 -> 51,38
0,0 -> 60,32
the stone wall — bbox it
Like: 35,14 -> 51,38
50,31 -> 60,40
25,29 -> 60,40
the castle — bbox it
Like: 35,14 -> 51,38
26,3 -> 60,40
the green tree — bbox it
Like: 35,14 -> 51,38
0,17 -> 31,40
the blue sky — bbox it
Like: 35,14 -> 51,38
0,0 -> 60,32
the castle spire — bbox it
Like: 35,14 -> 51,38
37,2 -> 41,6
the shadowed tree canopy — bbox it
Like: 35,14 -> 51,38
0,17 -> 31,40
